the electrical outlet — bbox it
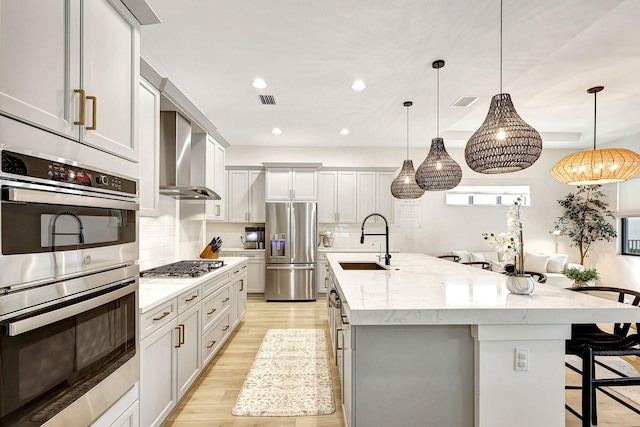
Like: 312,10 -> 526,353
514,347 -> 529,371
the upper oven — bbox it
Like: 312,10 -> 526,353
0,146 -> 138,289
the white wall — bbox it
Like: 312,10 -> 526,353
225,145 -> 576,252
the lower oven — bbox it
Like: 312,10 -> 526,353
0,264 -> 139,427
0,146 -> 138,289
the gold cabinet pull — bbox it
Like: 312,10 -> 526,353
239,279 -> 244,292
86,95 -> 97,130
153,311 -> 170,321
185,295 -> 198,302
74,89 -> 86,125
222,325 -> 229,332
222,297 -> 229,303
179,324 -> 185,345
174,326 -> 182,348
207,340 -> 217,349
207,308 -> 217,315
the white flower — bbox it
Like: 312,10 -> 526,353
484,197 -> 525,275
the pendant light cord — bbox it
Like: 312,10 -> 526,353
499,0 -> 503,94
437,66 -> 440,138
406,104 -> 410,160
593,90 -> 597,150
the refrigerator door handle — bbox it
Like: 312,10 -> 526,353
266,265 -> 315,271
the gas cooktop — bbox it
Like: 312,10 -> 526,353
140,260 -> 225,278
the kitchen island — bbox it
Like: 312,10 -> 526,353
326,253 -> 638,427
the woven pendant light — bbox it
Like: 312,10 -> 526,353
550,86 -> 640,185
464,0 -> 542,174
391,101 -> 425,199
416,60 -> 462,191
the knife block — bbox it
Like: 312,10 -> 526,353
199,245 -> 219,259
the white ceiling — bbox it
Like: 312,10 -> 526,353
140,0 -> 640,150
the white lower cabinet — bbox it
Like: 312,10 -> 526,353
140,261 -> 248,427
91,383 -> 139,427
140,319 -> 177,427
202,313 -> 231,366
317,253 -> 329,295
221,252 -> 265,294
176,304 -> 201,400
246,255 -> 265,294
108,401 -> 139,427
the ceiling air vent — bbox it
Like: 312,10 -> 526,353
259,95 -> 276,105
451,96 -> 479,108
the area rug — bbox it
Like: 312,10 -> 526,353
566,355 -> 640,406
231,328 -> 336,417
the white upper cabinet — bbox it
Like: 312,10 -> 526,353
138,78 -> 160,217
376,171 -> 395,223
0,0 -> 139,162
318,171 -> 357,223
227,169 -> 265,223
357,172 -> 376,222
357,171 -> 395,224
249,170 -> 266,222
265,167 -> 317,201
192,133 -> 226,221
213,141 -> 226,220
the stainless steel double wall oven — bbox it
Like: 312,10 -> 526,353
0,146 -> 139,427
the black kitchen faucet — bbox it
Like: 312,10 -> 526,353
360,213 -> 391,265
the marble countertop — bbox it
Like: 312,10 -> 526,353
319,247 -> 400,253
327,252 -> 639,326
139,257 -> 247,313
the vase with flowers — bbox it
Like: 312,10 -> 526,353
483,197 -> 535,295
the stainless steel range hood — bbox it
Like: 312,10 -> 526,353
159,111 -> 220,200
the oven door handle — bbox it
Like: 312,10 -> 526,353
6,284 -> 135,336
5,187 -> 138,211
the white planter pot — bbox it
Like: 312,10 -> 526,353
506,274 -> 535,295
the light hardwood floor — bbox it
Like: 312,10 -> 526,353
164,298 -> 345,427
164,299 -> 640,427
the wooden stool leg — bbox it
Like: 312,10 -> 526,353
581,347 -> 594,427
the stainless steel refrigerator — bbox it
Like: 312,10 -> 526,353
265,202 -> 317,301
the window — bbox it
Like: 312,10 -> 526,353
621,217 -> 640,256
445,185 -> 530,206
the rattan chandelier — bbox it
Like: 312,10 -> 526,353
391,101 -> 426,199
416,60 -> 462,191
550,86 -> 640,185
464,0 -> 542,174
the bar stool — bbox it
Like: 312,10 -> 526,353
565,286 -> 640,426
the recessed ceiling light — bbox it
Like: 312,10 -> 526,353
272,127 -> 282,134
252,79 -> 267,89
350,80 -> 366,91
340,129 -> 350,135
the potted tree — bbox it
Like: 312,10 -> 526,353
554,185 -> 617,283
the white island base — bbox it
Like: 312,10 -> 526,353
327,253 -> 637,427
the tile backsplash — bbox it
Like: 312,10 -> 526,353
138,197 -> 206,271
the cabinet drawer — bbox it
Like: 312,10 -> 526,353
243,252 -> 265,260
177,285 -> 201,314
202,286 -> 230,331
232,262 -> 248,277
141,299 -> 177,340
202,270 -> 231,297
202,313 -> 230,366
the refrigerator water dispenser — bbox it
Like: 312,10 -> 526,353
270,234 -> 286,257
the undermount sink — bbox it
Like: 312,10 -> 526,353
339,262 -> 388,271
